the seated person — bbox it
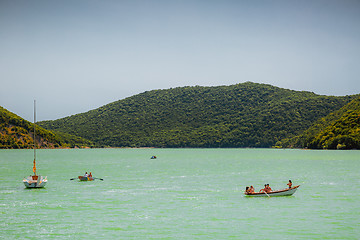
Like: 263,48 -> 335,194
265,184 -> 272,193
259,184 -> 266,193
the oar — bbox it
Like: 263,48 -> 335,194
93,177 -> 104,181
264,191 -> 270,198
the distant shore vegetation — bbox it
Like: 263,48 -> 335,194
0,106 -> 93,149
276,96 -> 360,149
2,82 -> 359,150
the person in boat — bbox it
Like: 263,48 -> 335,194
249,185 -> 255,194
245,186 -> 250,194
265,184 -> 272,193
84,172 -> 88,177
287,180 -> 292,189
259,184 -> 267,193
89,172 -> 92,177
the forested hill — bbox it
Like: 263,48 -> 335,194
38,82 -> 355,148
276,96 -> 360,149
0,106 -> 93,149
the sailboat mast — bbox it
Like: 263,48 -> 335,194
33,100 -> 36,176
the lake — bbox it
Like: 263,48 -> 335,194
1,148 -> 359,239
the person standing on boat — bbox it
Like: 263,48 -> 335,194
287,180 -> 292,189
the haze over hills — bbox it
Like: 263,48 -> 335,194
0,106 -> 93,149
38,82 -> 356,148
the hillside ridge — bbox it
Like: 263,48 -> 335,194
38,82 -> 356,148
276,96 -> 360,149
0,106 -> 93,149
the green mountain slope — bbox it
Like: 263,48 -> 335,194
38,82 -> 355,148
0,106 -> 93,149
276,96 -> 360,149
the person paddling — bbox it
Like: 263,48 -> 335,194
259,184 -> 266,193
266,184 -> 272,193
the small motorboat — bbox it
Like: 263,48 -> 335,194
245,185 -> 300,197
78,176 -> 94,181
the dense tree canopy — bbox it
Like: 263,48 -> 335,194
276,96 -> 360,149
0,106 -> 93,149
38,82 -> 356,148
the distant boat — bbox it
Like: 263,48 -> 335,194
244,185 -> 300,197
23,100 -> 47,188
151,156 -> 157,159
70,172 -> 103,181
78,176 -> 94,181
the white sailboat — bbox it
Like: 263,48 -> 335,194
23,100 -> 47,188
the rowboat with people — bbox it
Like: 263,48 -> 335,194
78,176 -> 94,181
70,172 -> 103,181
245,185 -> 300,197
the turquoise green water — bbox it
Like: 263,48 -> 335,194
1,148 -> 359,239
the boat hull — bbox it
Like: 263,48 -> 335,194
23,175 -> 47,188
245,185 -> 300,197
78,176 -> 94,181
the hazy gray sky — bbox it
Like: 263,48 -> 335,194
1,0 -> 360,121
